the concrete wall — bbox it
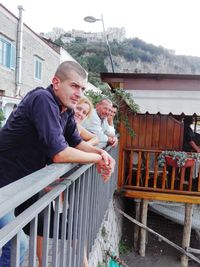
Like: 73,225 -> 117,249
89,196 -> 123,267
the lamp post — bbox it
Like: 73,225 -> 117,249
84,14 -> 115,72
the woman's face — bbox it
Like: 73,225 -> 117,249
74,102 -> 90,123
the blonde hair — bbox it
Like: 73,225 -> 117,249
77,96 -> 93,119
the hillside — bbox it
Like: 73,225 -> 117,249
53,36 -> 200,87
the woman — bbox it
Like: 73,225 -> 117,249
74,97 -> 99,145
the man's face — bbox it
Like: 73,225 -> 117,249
52,70 -> 87,111
111,107 -> 117,119
96,101 -> 112,119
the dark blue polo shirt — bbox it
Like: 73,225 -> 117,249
0,85 -> 82,188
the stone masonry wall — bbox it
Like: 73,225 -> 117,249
88,196 -> 123,267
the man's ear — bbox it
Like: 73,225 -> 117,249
52,76 -> 60,91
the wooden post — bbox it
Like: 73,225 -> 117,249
139,199 -> 148,256
181,203 -> 193,267
134,198 -> 141,250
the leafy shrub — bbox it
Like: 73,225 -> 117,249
0,109 -> 5,128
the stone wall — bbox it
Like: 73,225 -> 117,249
88,196 -> 123,267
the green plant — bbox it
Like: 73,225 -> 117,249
158,150 -> 200,167
118,241 -> 129,254
97,262 -> 106,267
0,109 -> 5,128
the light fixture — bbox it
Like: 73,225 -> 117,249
84,14 -> 115,72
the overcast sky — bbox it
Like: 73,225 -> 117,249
2,0 -> 200,57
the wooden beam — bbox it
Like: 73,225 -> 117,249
122,190 -> 200,204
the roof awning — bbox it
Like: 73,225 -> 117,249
100,72 -> 200,116
127,89 -> 200,115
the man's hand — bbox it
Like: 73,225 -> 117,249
108,136 -> 118,147
96,155 -> 115,182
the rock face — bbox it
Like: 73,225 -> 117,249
105,54 -> 200,74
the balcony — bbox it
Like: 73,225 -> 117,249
120,148 -> 200,204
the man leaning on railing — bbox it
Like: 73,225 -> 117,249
0,61 -> 115,267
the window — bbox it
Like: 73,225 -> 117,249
34,56 -> 43,81
0,36 -> 16,69
0,90 -> 5,96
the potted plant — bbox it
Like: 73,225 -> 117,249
157,151 -> 200,168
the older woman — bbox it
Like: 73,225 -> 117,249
74,97 -> 99,146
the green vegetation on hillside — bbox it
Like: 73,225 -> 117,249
54,35 -> 200,88
55,37 -> 171,69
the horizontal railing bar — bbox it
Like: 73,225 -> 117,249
0,163 -> 77,218
0,144 -> 112,218
124,147 -> 163,152
0,182 -> 69,247
61,163 -> 93,183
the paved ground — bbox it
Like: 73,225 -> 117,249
120,199 -> 200,267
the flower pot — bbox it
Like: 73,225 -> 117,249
165,155 -> 195,168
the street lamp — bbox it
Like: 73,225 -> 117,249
84,14 -> 115,72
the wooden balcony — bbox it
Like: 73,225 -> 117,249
119,148 -> 200,204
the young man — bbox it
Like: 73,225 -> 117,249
106,103 -> 118,136
0,61 -> 115,266
83,98 -> 118,146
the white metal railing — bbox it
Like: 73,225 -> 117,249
0,145 -> 118,267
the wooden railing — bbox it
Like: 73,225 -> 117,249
119,148 -> 200,203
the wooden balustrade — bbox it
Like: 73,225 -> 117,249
119,148 -> 200,203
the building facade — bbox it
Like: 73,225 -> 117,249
0,4 -> 97,122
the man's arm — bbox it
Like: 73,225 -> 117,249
52,143 -> 115,181
76,141 -> 115,177
189,140 -> 200,153
104,119 -> 115,137
78,124 -> 99,146
75,141 -> 115,167
52,146 -> 102,164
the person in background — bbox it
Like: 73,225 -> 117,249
74,96 -> 99,145
183,116 -> 200,153
0,61 -> 115,266
106,103 -> 118,137
183,116 -> 200,184
83,98 -> 118,147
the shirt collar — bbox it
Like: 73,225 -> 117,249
46,84 -> 74,116
46,84 -> 62,112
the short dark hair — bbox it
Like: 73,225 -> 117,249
55,61 -> 88,81
112,103 -> 118,109
184,116 -> 193,125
